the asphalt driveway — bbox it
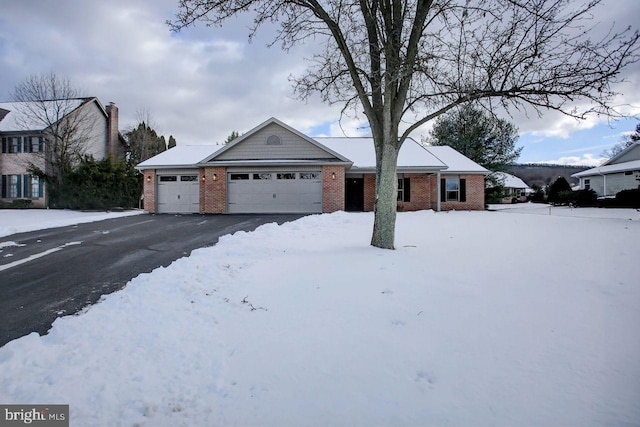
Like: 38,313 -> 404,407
0,213 -> 305,347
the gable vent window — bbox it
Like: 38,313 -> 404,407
266,135 -> 282,145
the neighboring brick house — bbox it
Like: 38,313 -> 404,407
0,97 -> 122,207
572,142 -> 640,197
136,117 -> 488,214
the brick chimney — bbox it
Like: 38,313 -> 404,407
105,102 -> 120,159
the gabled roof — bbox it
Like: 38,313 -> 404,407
422,145 -> 490,174
488,172 -> 531,189
316,137 -> 448,171
135,118 -> 489,174
137,145 -> 222,169
203,117 -> 351,163
603,142 -> 640,166
0,98 -> 95,132
572,142 -> 640,178
572,159 -> 640,178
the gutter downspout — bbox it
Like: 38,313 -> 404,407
597,168 -> 607,197
436,172 -> 441,212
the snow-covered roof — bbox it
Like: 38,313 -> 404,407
136,119 -> 489,174
603,142 -> 640,166
422,145 -> 490,174
488,172 -> 531,189
572,159 -> 640,178
315,137 -> 447,171
136,145 -> 222,169
137,138 -> 491,173
205,117 -> 351,164
0,99 -> 88,132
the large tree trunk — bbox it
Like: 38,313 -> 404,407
370,140 -> 400,249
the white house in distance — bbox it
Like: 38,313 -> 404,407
572,142 -> 640,197
136,117 -> 489,214
487,171 -> 532,203
0,97 -> 122,207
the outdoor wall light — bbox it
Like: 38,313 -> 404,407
201,175 -> 206,182
146,175 -> 151,183
213,173 -> 218,181
331,172 -> 336,180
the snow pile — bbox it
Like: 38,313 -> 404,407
0,209 -> 144,238
0,208 -> 638,426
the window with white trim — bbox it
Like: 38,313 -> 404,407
446,177 -> 460,201
9,175 -> 20,198
30,176 -> 42,198
440,176 -> 466,202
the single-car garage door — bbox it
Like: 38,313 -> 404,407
157,174 -> 200,213
227,171 -> 322,213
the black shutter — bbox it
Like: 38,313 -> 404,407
1,137 -> 6,153
440,178 -> 446,202
403,177 -> 411,202
460,178 -> 466,202
1,175 -> 6,198
23,136 -> 29,153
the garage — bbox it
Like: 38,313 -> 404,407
157,174 -> 200,213
227,171 -> 322,213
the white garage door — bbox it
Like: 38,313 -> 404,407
157,174 -> 200,213
227,171 -> 322,213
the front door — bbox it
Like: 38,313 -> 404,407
345,178 -> 364,211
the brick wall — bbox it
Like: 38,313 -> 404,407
398,173 -> 430,211
201,167 -> 226,213
364,174 -> 376,211
322,165 -> 345,212
462,174 -> 486,210
362,173 -> 432,212
433,174 -> 486,211
142,169 -> 155,213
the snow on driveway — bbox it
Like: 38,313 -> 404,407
0,206 -> 638,426
0,209 -> 144,238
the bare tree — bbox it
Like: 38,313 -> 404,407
11,73 -> 95,189
170,0 -> 639,249
601,123 -> 640,158
124,109 -> 168,165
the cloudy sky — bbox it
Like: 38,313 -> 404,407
1,0 -> 638,166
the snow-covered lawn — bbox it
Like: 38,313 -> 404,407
0,209 -> 144,238
1,206 -> 638,426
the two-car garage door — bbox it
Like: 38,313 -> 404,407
227,171 -> 322,213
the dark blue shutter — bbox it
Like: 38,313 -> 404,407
38,137 -> 44,152
38,179 -> 43,198
23,136 -> 29,153
16,175 -> 22,197
460,179 -> 466,202
1,175 -> 6,198
23,175 -> 30,198
1,137 -> 6,153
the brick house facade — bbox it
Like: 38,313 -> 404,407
138,118 -> 488,214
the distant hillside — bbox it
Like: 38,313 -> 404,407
508,164 -> 590,188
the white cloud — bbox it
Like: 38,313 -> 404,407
0,0 -> 638,160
